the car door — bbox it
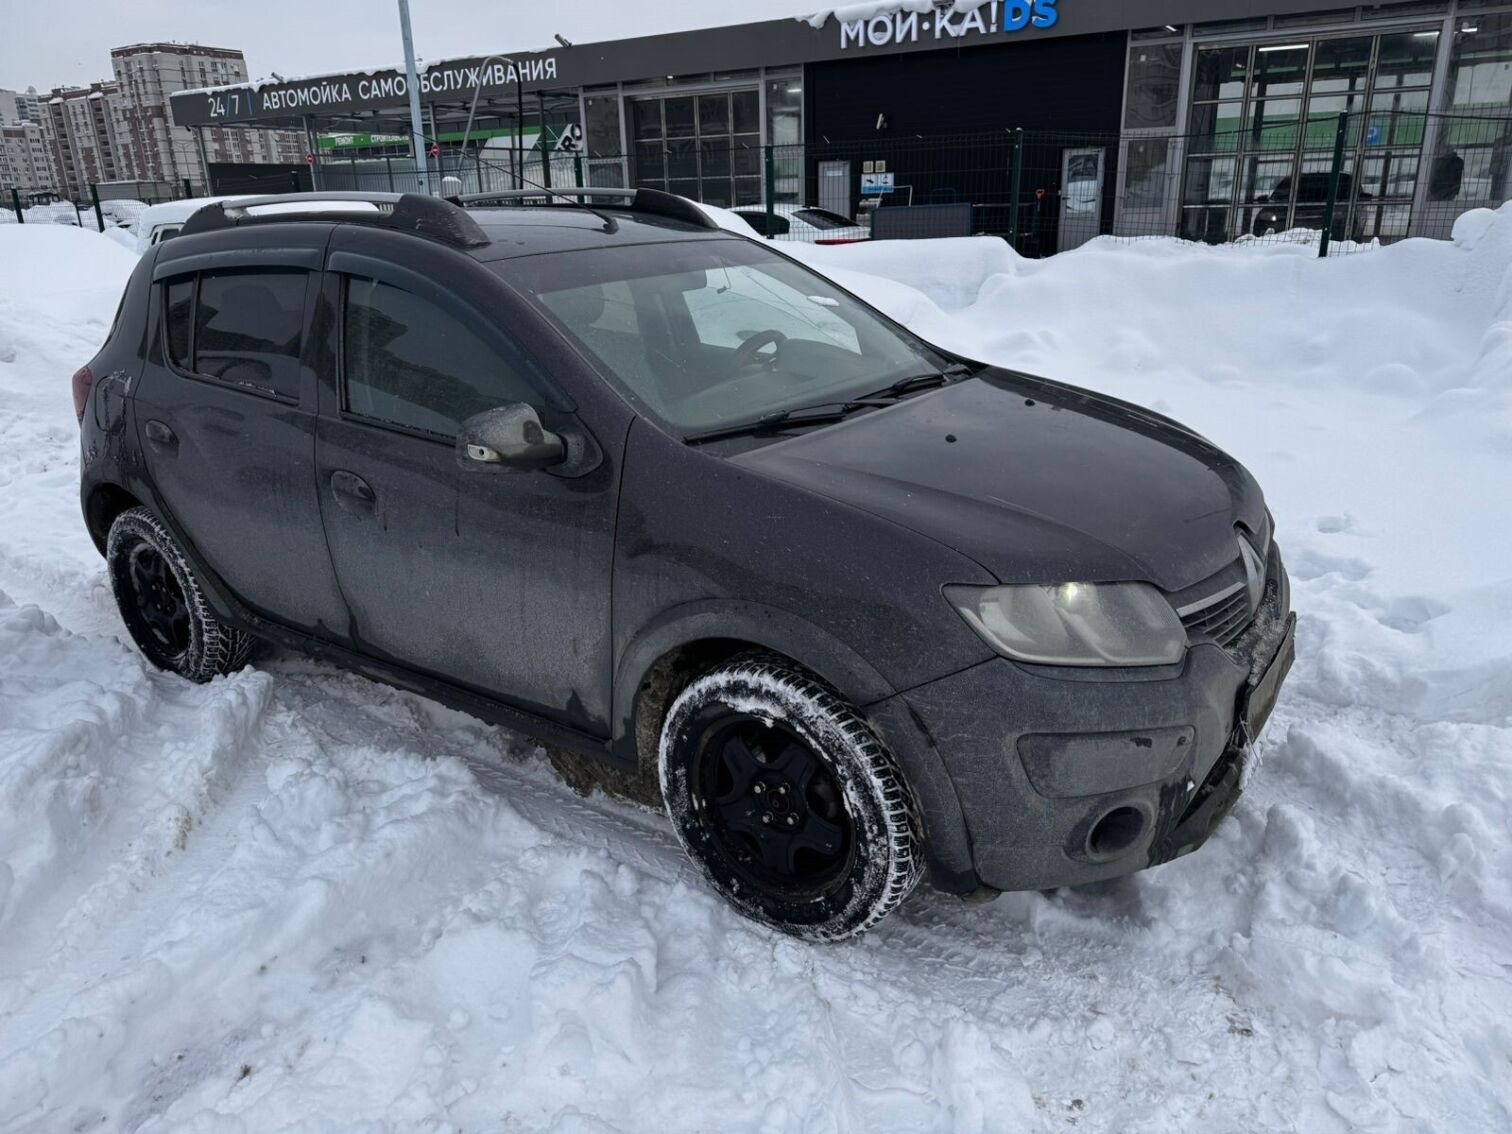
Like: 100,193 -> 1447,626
313,228 -> 622,733
134,228 -> 351,639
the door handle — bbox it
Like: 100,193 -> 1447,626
144,419 -> 178,453
329,470 -> 377,515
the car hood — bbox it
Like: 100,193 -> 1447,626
732,370 -> 1265,593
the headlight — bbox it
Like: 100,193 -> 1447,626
945,582 -> 1188,667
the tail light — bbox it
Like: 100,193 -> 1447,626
815,238 -> 867,246
72,365 -> 95,424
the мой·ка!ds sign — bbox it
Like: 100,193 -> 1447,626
838,0 -> 1059,50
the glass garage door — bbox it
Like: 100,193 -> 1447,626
629,90 -> 763,208
1182,29 -> 1440,244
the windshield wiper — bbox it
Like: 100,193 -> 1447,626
684,398 -> 894,445
683,365 -> 979,446
874,362 -> 978,400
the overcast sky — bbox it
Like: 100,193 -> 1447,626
0,0 -> 817,93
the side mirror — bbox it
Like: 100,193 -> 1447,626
458,404 -> 566,471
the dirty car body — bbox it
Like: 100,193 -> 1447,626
77,190 -> 1294,934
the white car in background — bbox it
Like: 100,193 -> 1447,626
98,199 -> 149,231
130,195 -> 384,253
730,203 -> 869,244
26,203 -> 82,226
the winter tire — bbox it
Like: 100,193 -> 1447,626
659,653 -> 923,941
107,506 -> 252,682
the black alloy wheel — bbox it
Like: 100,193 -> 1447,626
659,653 -> 923,940
695,714 -> 854,899
107,507 -> 252,682
121,540 -> 192,665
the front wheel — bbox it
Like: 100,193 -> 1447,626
658,654 -> 923,940
107,507 -> 252,682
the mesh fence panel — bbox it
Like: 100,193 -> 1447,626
70,108 -> 1504,257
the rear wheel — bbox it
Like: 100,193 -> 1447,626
658,654 -> 923,940
107,507 -> 251,682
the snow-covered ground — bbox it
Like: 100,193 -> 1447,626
1,216 -> 1509,1133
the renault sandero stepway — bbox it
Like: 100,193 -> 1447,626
75,190 -> 1295,940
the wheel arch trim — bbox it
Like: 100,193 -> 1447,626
611,599 -> 897,760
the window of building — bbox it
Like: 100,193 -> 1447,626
342,277 -> 541,437
1424,13 -> 1512,211
1125,42 -> 1184,129
1181,29 -> 1444,244
584,91 -> 621,155
629,88 -> 763,207
766,75 -> 803,204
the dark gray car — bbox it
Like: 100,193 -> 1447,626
75,190 -> 1295,940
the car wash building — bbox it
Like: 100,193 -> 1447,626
171,1 -> 1511,252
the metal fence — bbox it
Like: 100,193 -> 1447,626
295,108 -> 1506,259
5,177 -> 202,230
10,107 -> 1503,257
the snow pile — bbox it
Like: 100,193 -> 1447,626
1,220 -> 1510,1131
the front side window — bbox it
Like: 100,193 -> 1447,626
511,239 -> 945,433
342,277 -> 541,437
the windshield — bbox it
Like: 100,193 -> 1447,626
502,239 -> 946,433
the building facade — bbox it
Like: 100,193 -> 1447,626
42,82 -> 129,199
0,45 -> 307,199
161,0 -> 1512,251
0,123 -> 55,196
0,87 -> 44,126
110,43 -> 304,193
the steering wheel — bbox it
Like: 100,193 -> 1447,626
731,329 -> 787,374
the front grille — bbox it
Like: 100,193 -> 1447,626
1179,584 -> 1256,648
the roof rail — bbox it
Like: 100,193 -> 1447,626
459,186 -> 719,232
459,189 -> 635,204
178,192 -> 491,249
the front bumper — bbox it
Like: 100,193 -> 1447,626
885,552 -> 1295,894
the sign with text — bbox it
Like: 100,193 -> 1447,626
175,54 -> 561,127
861,172 -> 897,196
838,1 -> 1059,50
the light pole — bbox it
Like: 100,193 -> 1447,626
397,0 -> 429,194
461,54 -> 514,191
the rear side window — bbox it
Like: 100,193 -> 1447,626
162,268 -> 309,400
342,276 -> 542,437
164,277 -> 193,370
194,270 -> 307,397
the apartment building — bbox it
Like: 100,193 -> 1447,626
0,122 -> 55,196
0,87 -> 43,126
41,82 -> 128,199
110,43 -> 302,191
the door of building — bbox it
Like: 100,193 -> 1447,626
1060,148 -> 1106,250
818,160 -> 851,219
